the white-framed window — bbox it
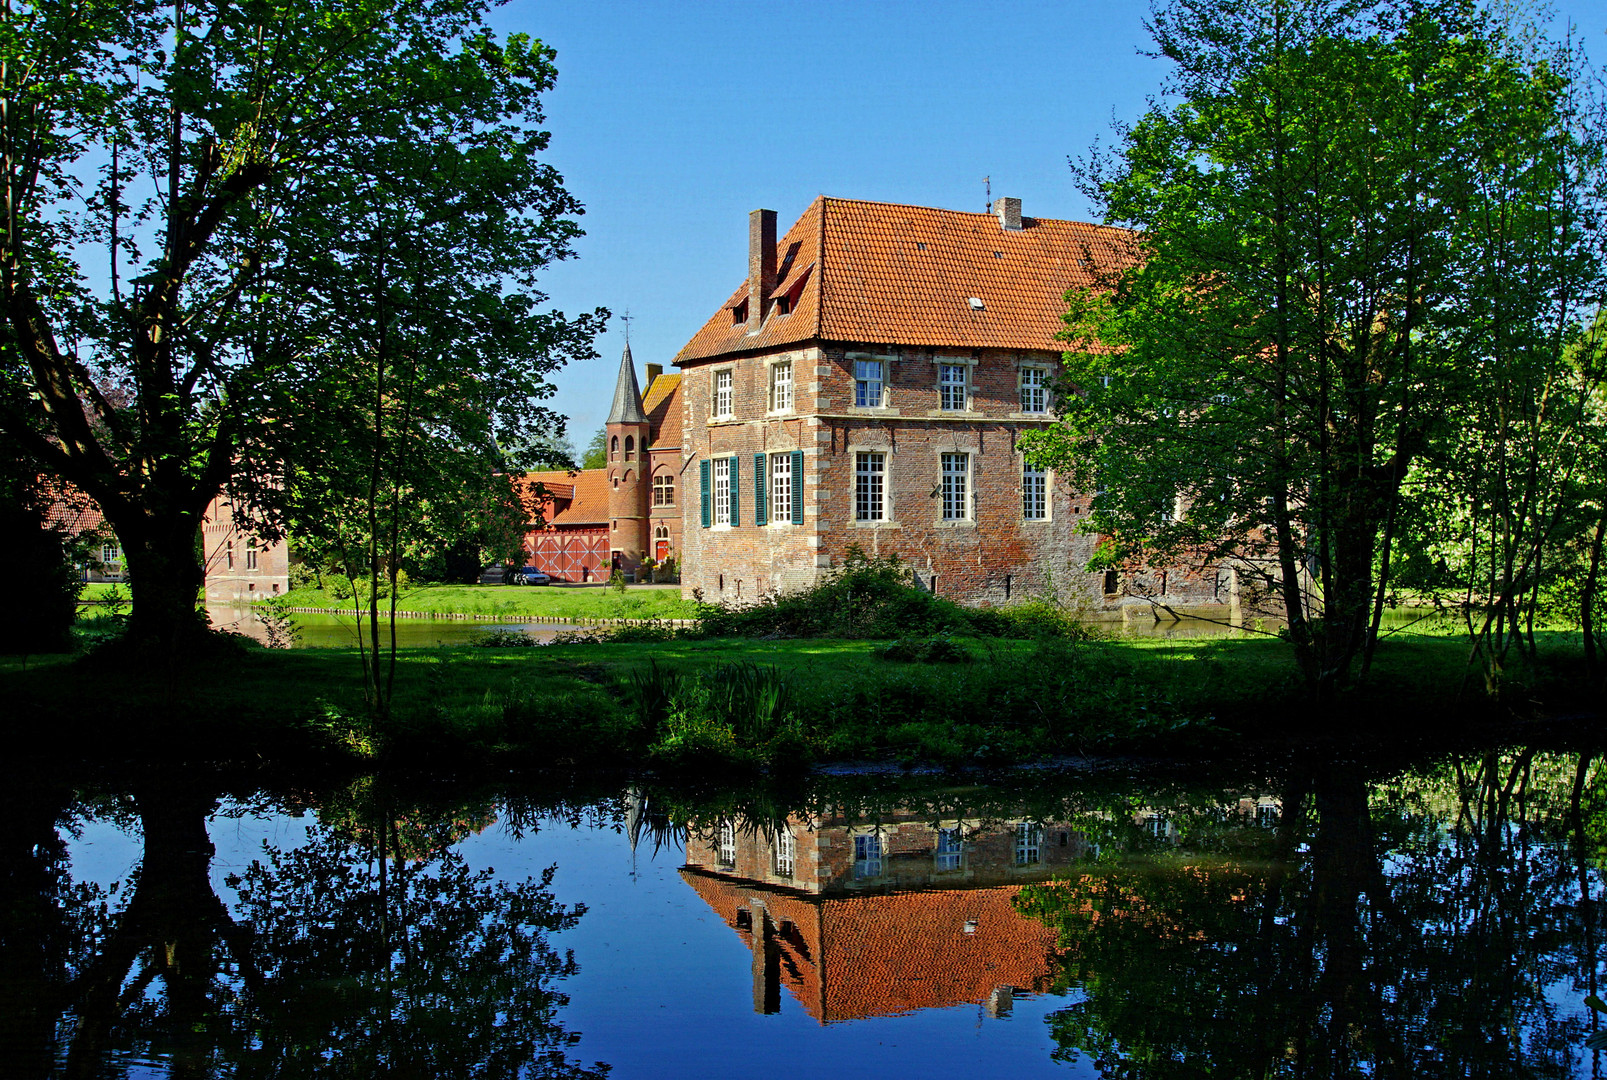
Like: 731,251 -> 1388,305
773,830 -> 795,877
1023,463 -> 1048,520
102,542 -> 120,567
769,361 -> 793,412
718,820 -> 736,867
713,369 -> 733,419
713,458 -> 731,525
225,541 -> 235,570
854,359 -> 885,408
854,833 -> 882,878
1020,367 -> 1049,413
855,452 -> 886,521
941,453 -> 970,521
935,828 -> 963,871
653,473 -> 675,507
1015,822 -> 1042,866
771,454 -> 793,523
246,540 -> 258,570
939,364 -> 968,411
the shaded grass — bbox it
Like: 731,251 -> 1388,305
2,626 -> 1591,774
273,582 -> 697,620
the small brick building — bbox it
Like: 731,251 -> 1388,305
518,343 -> 684,582
671,195 -> 1218,609
201,491 -> 290,600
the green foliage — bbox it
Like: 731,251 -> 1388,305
1023,0 -> 1607,698
697,547 -> 967,639
875,634 -> 972,663
580,427 -> 608,470
644,661 -> 804,770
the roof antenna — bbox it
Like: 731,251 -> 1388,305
984,176 -> 991,212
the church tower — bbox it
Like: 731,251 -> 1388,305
605,342 -> 651,576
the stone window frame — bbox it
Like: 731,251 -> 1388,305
939,450 -> 972,523
1022,457 -> 1050,522
1015,822 -> 1043,866
934,827 -> 964,872
849,443 -> 894,524
849,354 -> 890,410
772,829 -> 795,878
770,453 -> 793,525
711,366 -> 735,421
766,355 -> 795,415
1011,354 -> 1058,419
1018,364 -> 1051,414
712,457 -> 732,526
652,471 -> 675,507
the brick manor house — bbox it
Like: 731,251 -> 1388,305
668,195 -> 1215,608
523,194 -> 1219,608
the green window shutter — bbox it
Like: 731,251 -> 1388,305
755,453 -> 768,526
791,450 -> 805,524
729,455 -> 740,526
699,459 -> 711,528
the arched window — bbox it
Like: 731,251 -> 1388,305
624,435 -> 635,460
610,435 -> 619,459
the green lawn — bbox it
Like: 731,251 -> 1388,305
4,626 -> 1585,773
273,582 -> 698,620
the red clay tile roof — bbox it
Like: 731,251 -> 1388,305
680,869 -> 1058,1025
674,196 -> 1137,364
642,372 -> 683,449
518,469 -> 610,527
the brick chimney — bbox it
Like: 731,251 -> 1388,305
993,196 -> 1022,231
748,208 -> 776,334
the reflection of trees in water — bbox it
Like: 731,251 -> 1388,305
7,779 -> 607,1079
1018,751 -> 1606,1078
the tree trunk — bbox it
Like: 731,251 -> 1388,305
117,510 -> 208,652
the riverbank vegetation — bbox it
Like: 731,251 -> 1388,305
5,619 -> 1592,775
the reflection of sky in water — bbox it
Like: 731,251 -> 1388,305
65,803 -> 1083,1079
454,821 -> 1083,1080
54,762 -> 1607,1079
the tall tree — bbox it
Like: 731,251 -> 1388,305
0,0 -> 599,654
1024,0 -> 1607,699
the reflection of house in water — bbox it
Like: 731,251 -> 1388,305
681,810 -> 1086,1023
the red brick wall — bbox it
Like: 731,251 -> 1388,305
679,342 -> 1223,610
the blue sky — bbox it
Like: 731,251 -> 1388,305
491,0 -> 1607,447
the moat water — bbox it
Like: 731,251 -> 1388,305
12,747 -> 1606,1078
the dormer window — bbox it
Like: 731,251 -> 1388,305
730,298 -> 748,326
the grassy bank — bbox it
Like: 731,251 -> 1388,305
271,582 -> 698,621
2,627 -> 1592,774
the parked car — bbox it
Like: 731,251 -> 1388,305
514,566 -> 551,586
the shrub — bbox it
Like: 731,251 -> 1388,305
875,633 -> 972,663
697,547 -> 971,639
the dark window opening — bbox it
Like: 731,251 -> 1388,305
1004,574 -> 1011,600
731,299 -> 748,325
1103,569 -> 1119,594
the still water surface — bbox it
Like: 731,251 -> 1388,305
14,748 -> 1607,1078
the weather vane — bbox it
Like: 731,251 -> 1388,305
620,307 -> 632,345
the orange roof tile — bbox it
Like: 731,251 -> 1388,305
642,372 -> 683,449
518,469 -> 611,527
674,196 -> 1138,363
680,869 -> 1059,1025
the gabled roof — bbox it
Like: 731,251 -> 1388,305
674,196 -> 1138,363
518,469 -> 610,527
642,372 -> 682,449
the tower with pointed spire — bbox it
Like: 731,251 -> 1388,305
605,342 -> 652,575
